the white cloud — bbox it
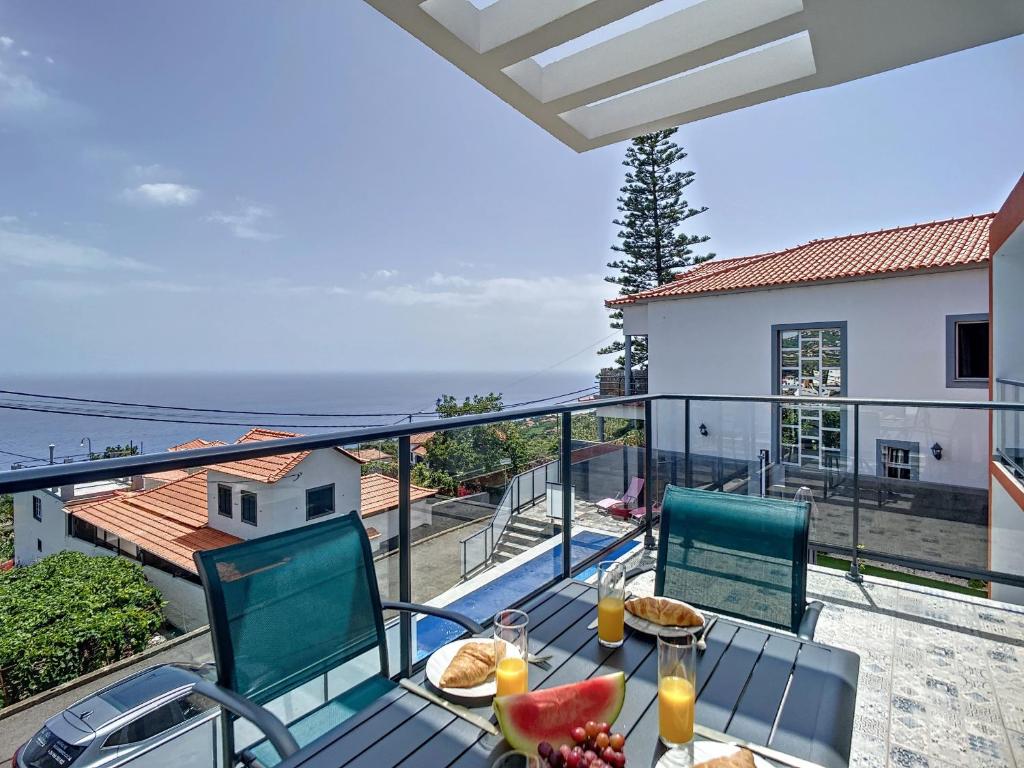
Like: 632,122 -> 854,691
0,61 -> 50,112
45,57 -> 54,65
371,268 -> 398,280
17,278 -> 205,298
206,204 -> 279,241
0,226 -> 148,272
130,163 -> 171,180
18,49 -> 29,58
369,272 -> 610,311
246,277 -> 350,296
0,215 -> 18,225
121,182 -> 200,207
0,37 -> 13,49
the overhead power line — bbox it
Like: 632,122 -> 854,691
0,387 -> 598,431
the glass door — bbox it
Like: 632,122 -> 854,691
778,327 -> 842,468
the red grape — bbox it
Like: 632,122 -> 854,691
585,721 -> 600,739
609,733 -> 625,751
595,733 -> 609,750
566,751 -> 581,768
571,727 -> 587,744
598,722 -> 611,735
602,747 -> 617,763
538,742 -> 553,759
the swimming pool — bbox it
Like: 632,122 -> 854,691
415,530 -> 640,659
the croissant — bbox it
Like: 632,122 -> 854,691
625,596 -> 703,628
695,748 -> 756,768
439,642 -> 506,688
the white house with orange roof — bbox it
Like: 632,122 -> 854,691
12,428 -> 438,629
609,214 -> 993,491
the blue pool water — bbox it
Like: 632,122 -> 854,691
415,531 -> 640,659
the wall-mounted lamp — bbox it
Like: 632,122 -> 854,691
931,443 -> 943,460
699,423 -> 709,437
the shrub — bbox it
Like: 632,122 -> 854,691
0,552 -> 164,707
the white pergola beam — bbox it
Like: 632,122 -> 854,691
504,0 -> 804,105
420,0 -> 662,62
365,0 -> 1024,152
560,33 -> 816,140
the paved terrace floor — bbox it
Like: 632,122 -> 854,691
626,557 -> 1024,768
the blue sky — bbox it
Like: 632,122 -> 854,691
0,2 -> 1021,374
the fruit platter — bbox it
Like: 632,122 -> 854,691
493,673 -> 628,768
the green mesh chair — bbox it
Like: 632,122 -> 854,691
193,512 -> 483,768
638,485 -> 823,639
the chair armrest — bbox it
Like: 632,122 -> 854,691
797,600 -> 825,641
625,563 -> 655,583
381,600 -> 485,634
192,680 -> 300,760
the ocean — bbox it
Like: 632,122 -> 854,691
0,371 -> 594,469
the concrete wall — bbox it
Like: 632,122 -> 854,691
625,268 -> 990,488
364,499 -> 434,552
991,466 -> 1024,604
206,448 -> 361,540
13,490 -> 78,565
145,566 -> 207,632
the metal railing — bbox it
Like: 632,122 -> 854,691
598,369 -> 648,397
5,392 -> 1024,677
996,378 -> 1024,479
459,459 -> 558,577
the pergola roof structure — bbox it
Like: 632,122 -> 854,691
365,0 -> 1024,151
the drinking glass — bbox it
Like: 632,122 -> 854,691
597,561 -> 625,648
494,609 -> 529,697
491,751 -> 540,768
658,632 -> 696,763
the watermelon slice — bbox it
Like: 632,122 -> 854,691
493,672 -> 626,752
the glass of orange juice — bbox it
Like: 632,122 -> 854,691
494,609 -> 529,697
597,561 -> 625,648
658,632 -> 696,762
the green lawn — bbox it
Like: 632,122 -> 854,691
815,553 -> 988,598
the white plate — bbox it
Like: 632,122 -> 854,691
425,638 -> 519,700
656,740 -> 771,767
624,598 -> 705,636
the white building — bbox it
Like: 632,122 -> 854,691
991,174 -> 1024,603
609,214 -> 992,492
11,428 -> 435,629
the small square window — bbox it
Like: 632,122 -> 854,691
946,314 -> 988,387
240,492 -> 257,526
306,484 -> 335,521
32,496 -> 42,521
217,485 -> 232,518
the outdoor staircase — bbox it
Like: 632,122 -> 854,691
490,516 -> 558,565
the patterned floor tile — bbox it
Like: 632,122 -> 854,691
810,569 -> 1024,768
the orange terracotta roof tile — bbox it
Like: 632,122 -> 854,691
143,469 -> 191,484
608,213 -> 994,306
351,448 -> 391,463
360,473 -> 436,518
205,427 -> 362,483
71,471 -> 240,572
169,438 -> 227,451
410,432 -> 436,445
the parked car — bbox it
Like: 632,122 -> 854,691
13,662 -> 220,768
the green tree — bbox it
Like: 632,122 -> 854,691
0,494 -> 12,562
0,552 -> 164,706
599,128 -> 714,370
410,394 -> 559,494
91,442 -> 141,460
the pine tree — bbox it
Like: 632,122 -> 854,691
599,129 -> 713,369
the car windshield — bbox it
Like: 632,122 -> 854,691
20,727 -> 86,768
95,667 -> 195,714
